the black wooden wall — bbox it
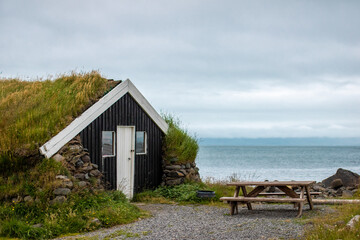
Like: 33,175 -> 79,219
79,93 -> 164,193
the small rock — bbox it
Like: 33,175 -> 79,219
85,173 -> 90,180
91,218 -> 101,225
331,179 -> 343,189
169,158 -> 178,163
53,154 -> 65,162
342,189 -> 353,198
167,171 -> 180,178
53,188 -> 71,196
56,175 -> 68,180
24,196 -> 34,203
74,173 -> 85,180
32,223 -> 43,228
179,169 -> 187,175
50,196 -> 66,205
185,163 -> 191,169
61,181 -> 74,189
165,165 -> 181,170
92,163 -> 99,169
75,160 -> 84,168
90,170 -> 101,177
176,171 -> 185,177
180,165 -> 185,169
81,155 -> 91,163
346,215 -> 360,229
69,145 -> 82,151
191,163 -> 196,168
78,181 -> 87,187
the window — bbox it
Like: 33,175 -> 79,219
135,131 -> 147,154
102,131 -> 115,157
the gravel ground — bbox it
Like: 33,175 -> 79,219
56,203 -> 326,240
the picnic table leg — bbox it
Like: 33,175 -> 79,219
229,186 -> 240,215
296,186 -> 305,218
305,186 -> 314,210
241,186 -> 252,210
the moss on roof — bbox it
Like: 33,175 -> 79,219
0,71 -> 117,156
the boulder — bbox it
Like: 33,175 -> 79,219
53,188 -> 71,196
342,189 -> 354,198
331,179 -> 343,189
322,168 -> 360,188
346,215 -> 360,229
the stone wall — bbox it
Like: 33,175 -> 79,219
161,161 -> 201,186
49,135 -> 104,203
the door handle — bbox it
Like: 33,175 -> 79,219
130,150 -> 135,152
128,157 -> 131,160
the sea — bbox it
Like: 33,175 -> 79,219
196,146 -> 360,182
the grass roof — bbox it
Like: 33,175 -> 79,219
0,71 -> 116,157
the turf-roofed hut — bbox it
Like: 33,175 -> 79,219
0,72 -> 168,199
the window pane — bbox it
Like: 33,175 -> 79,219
136,131 -> 146,154
102,131 -> 114,156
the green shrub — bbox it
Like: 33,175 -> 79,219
162,114 -> 199,164
0,191 -> 141,239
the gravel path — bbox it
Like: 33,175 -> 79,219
56,203 -> 325,240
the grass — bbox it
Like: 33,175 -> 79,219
0,71 -> 116,174
303,193 -> 360,240
162,113 -> 199,164
0,190 -> 141,239
133,178 -> 242,205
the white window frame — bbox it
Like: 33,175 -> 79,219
102,131 -> 116,157
135,131 -> 147,155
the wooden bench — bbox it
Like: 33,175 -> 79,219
221,181 -> 315,217
258,191 -> 321,196
220,196 -> 306,203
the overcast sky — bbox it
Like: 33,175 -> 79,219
1,0 -> 360,138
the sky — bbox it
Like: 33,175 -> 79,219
1,0 -> 360,138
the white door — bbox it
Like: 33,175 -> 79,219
116,126 -> 135,198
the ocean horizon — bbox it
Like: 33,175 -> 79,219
196,144 -> 360,182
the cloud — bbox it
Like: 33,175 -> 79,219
1,0 -> 360,137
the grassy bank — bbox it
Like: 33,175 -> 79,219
0,158 -> 142,239
304,199 -> 360,239
0,191 -> 141,239
162,114 -> 198,165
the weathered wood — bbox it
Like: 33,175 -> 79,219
220,197 -> 306,203
296,187 -> 305,218
277,186 -> 299,198
247,186 -> 266,197
241,186 -> 252,210
305,186 -> 314,210
232,186 -> 240,214
258,192 -> 321,196
312,199 -> 360,204
227,181 -> 315,187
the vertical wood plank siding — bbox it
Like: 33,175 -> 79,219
79,93 -> 164,193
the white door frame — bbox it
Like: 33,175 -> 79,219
116,126 -> 135,198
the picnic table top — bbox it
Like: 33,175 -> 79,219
227,181 -> 315,187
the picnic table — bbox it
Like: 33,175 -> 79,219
220,181 -> 316,217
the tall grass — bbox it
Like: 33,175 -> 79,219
162,114 -> 199,164
0,71 -> 112,174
